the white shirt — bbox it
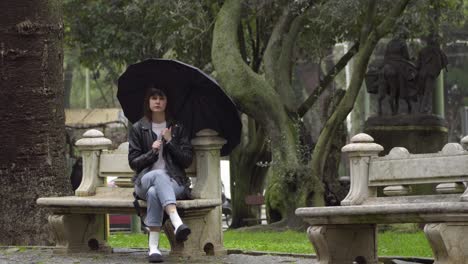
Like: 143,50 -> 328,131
151,121 -> 166,171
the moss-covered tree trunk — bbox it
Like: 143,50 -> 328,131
229,120 -> 270,227
213,0 -> 410,229
0,0 -> 71,245
213,0 -> 316,229
213,0 -> 353,229
309,0 -> 411,197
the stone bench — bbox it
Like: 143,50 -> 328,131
296,133 -> 468,264
37,129 -> 227,256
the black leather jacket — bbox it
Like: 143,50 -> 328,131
128,117 -> 193,197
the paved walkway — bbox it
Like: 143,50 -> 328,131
0,247 -> 316,264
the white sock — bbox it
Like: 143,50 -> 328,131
149,231 -> 161,255
168,209 -> 183,232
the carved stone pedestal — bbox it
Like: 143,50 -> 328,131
307,224 -> 377,264
164,206 -> 226,256
364,114 -> 447,156
365,114 -> 448,195
39,129 -> 227,256
48,214 -> 110,254
424,223 -> 468,264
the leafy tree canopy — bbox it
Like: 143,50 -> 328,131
64,0 -> 218,76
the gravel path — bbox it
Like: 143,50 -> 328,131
0,247 -> 317,264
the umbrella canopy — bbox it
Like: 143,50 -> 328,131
117,58 -> 241,156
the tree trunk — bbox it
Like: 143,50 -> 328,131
309,0 -> 410,204
229,115 -> 270,228
0,0 -> 71,245
322,122 -> 348,206
265,149 -> 321,230
229,145 -> 268,227
212,0 -> 320,230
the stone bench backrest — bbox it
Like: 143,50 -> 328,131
75,129 -> 225,199
341,133 -> 468,206
369,144 -> 468,187
98,142 -> 196,180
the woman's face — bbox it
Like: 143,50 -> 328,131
149,95 -> 167,113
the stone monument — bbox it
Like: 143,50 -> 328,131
364,37 -> 448,156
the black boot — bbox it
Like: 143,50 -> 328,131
148,253 -> 163,263
175,224 -> 191,242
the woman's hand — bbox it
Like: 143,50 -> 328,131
162,127 -> 172,142
152,140 -> 162,150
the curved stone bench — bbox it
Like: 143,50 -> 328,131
37,129 -> 226,256
38,188 -> 220,212
296,133 -> 468,264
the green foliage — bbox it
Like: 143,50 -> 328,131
447,63 -> 468,94
237,0 -> 290,71
397,0 -> 466,42
63,0 -> 465,109
64,0 -> 217,70
298,0 -> 363,61
297,0 -> 466,62
68,66 -> 118,108
108,229 -> 432,256
63,0 -> 220,108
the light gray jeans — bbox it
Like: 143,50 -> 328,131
134,169 -> 185,227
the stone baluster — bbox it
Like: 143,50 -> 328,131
303,134 -> 383,263
435,143 -> 466,196
462,135 -> 468,151
166,129 -> 227,256
75,129 -> 112,196
460,135 -> 468,201
190,129 -> 227,199
382,147 -> 412,196
341,133 -> 383,206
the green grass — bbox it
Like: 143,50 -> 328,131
109,232 -> 169,249
224,230 -> 313,254
378,231 -> 432,257
108,229 -> 433,257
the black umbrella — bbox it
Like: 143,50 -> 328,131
117,58 -> 241,156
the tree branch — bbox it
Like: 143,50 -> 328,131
309,0 -> 411,182
375,0 -> 411,39
359,0 -> 377,44
212,0 -> 299,165
263,6 -> 295,86
297,42 -> 359,117
274,14 -> 307,110
238,21 -> 248,63
93,79 -> 110,107
253,17 -> 261,72
246,20 -> 257,68
212,0 -> 287,133
263,5 -> 310,111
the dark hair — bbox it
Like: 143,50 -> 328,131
143,87 -> 171,121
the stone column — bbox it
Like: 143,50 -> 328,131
308,224 -> 378,264
49,214 -> 110,254
424,223 -> 468,264
75,129 -> 112,196
167,129 -> 227,256
49,129 -> 112,253
191,129 -> 226,200
192,129 -> 226,256
305,133 -> 382,264
341,133 -> 383,206
433,71 -> 445,117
